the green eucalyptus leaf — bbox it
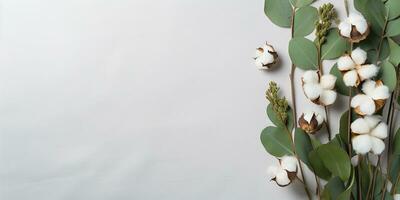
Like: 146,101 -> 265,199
293,6 -> 318,37
367,38 -> 390,63
324,177 -> 345,200
354,0 -> 368,14
339,110 -> 350,144
386,0 -> 400,20
264,0 -> 293,28
267,104 -> 294,130
378,60 -> 397,92
388,38 -> 400,66
394,128 -> 400,155
289,37 -> 318,70
363,0 -> 387,35
389,155 -> 400,191
330,64 -> 356,96
321,28 -> 350,60
317,144 -> 351,181
260,126 -> 294,157
386,18 -> 400,37
309,149 -> 332,180
337,170 -> 355,200
289,0 -> 314,7
294,128 -> 313,169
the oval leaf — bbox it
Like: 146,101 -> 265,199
378,60 -> 397,92
386,0 -> 400,20
261,126 -> 294,157
386,18 -> 400,37
289,0 -> 314,7
394,128 -> 400,155
363,0 -> 386,35
321,28 -> 350,60
309,149 -> 332,180
388,38 -> 400,66
289,37 -> 318,70
267,104 -> 294,130
317,144 -> 351,181
293,6 -> 318,37
264,0 -> 293,28
295,128 -> 313,169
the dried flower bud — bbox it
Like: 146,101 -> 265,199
267,156 -> 297,187
337,48 -> 379,87
298,111 -> 324,134
338,12 -> 369,43
254,42 -> 278,69
351,80 -> 390,116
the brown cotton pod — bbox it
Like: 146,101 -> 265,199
299,113 -> 321,134
349,25 -> 370,43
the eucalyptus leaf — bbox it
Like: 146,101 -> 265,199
289,37 -> 318,70
294,128 -> 313,169
293,6 -> 318,37
394,128 -> 400,155
321,28 -> 350,60
389,155 -> 400,191
264,0 -> 293,28
317,144 -> 351,181
363,0 -> 387,35
386,18 -> 400,37
309,149 -> 332,180
324,177 -> 345,200
386,0 -> 400,20
330,64 -> 356,96
289,0 -> 314,7
378,60 -> 397,92
339,110 -> 350,144
337,170 -> 355,200
260,126 -> 294,157
388,37 -> 400,66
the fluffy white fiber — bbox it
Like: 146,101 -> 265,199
303,111 -> 324,125
352,80 -> 390,115
267,156 -> 297,186
302,71 -> 337,105
351,47 -> 367,65
337,55 -> 355,71
351,115 -> 388,155
280,156 -> 297,172
339,12 -> 368,38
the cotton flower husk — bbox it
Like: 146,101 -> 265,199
267,156 -> 297,187
298,111 -> 324,134
338,12 -> 370,43
254,42 -> 278,69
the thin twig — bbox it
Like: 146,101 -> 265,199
344,0 -> 349,16
289,7 -> 297,127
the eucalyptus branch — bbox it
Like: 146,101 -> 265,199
290,7 -> 297,127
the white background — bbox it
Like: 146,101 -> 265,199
0,0 -> 387,200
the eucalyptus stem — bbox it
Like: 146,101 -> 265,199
375,16 -> 389,64
290,7 -> 297,127
347,42 -> 354,156
344,0 -> 349,16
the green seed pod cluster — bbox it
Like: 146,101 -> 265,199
315,3 -> 337,46
266,81 -> 288,125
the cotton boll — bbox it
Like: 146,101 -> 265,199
263,44 -> 275,52
267,165 -> 280,178
343,70 -> 359,86
351,94 -> 368,108
349,13 -> 368,34
338,21 -> 352,37
351,118 -> 371,134
303,112 -> 314,123
302,70 -> 319,84
352,48 -> 367,65
275,170 -> 291,186
351,155 -> 360,166
320,75 -> 337,90
357,64 -> 379,81
338,55 -> 355,71
352,135 -> 372,154
280,156 -> 297,172
371,85 -> 390,100
358,98 -> 376,115
303,83 -> 322,100
319,90 -> 337,105
361,79 -> 377,95
363,115 -> 381,129
370,123 -> 388,139
315,114 -> 324,125
370,137 -> 385,155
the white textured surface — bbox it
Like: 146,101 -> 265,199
0,0 -> 387,200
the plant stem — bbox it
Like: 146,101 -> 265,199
344,0 -> 349,16
347,42 -> 353,155
290,8 -> 297,127
375,17 -> 389,64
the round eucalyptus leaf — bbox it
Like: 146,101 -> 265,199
324,177 -> 345,200
317,144 -> 351,181
378,60 -> 397,92
330,64 -> 356,96
367,39 -> 389,63
321,28 -> 350,60
386,0 -> 400,20
260,126 -> 294,157
289,37 -> 318,70
294,128 -> 313,169
264,0 -> 293,28
309,149 -> 332,180
388,38 -> 400,66
394,128 -> 400,155
293,6 -> 318,37
337,171 -> 355,200
289,0 -> 314,7
386,18 -> 400,37
355,0 -> 386,35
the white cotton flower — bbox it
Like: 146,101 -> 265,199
302,70 -> 337,106
337,48 -> 379,87
351,155 -> 360,166
351,80 -> 390,115
267,156 -> 297,187
298,111 -> 324,134
351,115 -> 388,155
254,42 -> 278,69
338,12 -> 369,43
